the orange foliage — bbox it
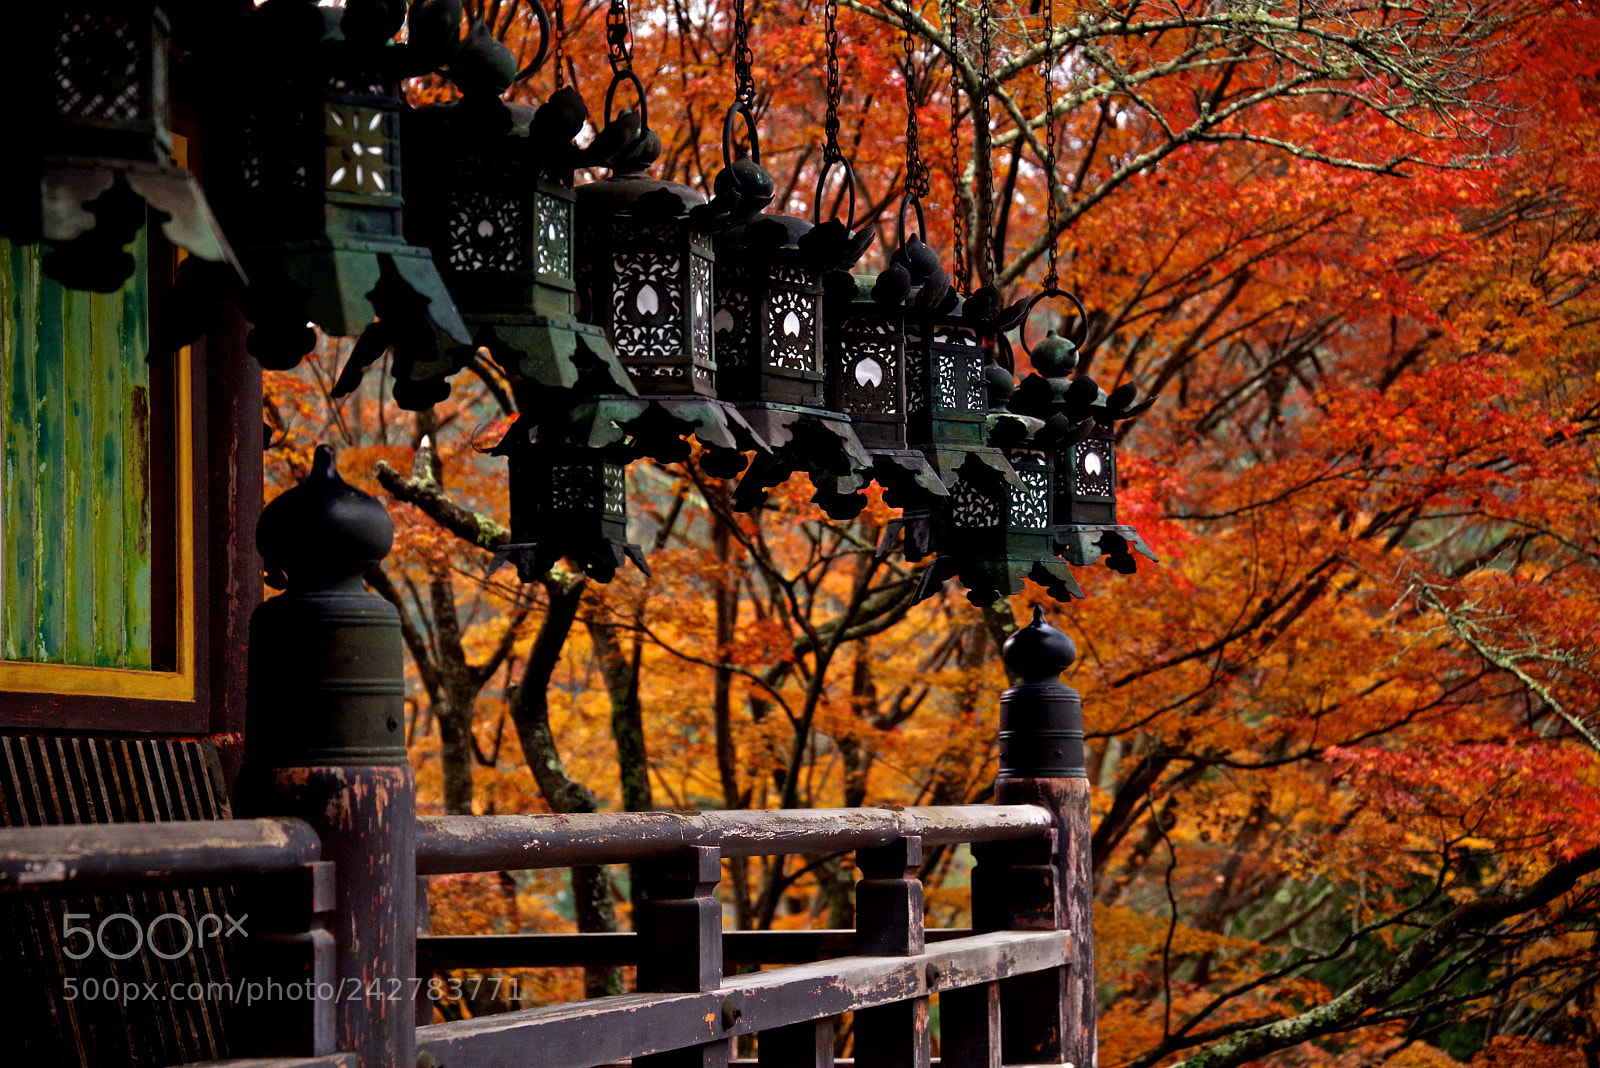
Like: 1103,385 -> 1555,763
262,0 -> 1600,1061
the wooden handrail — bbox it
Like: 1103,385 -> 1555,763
0,817 -> 322,892
414,804 -> 1052,874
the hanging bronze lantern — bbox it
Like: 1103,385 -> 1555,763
908,282 -> 1087,605
1014,294 -> 1160,575
393,10 -> 637,412
911,367 -> 1083,604
487,417 -> 647,583
821,268 -> 949,512
3,2 -> 239,293
714,121 -> 878,520
572,93 -> 765,474
211,0 -> 469,374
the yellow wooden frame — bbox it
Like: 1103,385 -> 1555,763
0,345 -> 197,701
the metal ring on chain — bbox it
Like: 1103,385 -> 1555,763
512,0 -> 553,82
897,194 -> 927,246
605,69 -> 649,133
721,101 -> 762,168
1019,287 -> 1088,358
813,156 -> 858,229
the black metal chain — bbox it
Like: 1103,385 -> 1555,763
733,0 -> 756,107
553,0 -> 567,89
943,0 -> 966,289
975,0 -> 995,287
1041,0 -> 1059,292
606,0 -> 632,73
822,0 -> 843,162
901,11 -> 930,202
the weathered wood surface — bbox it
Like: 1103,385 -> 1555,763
416,928 -> 978,970
177,1054 -> 359,1068
416,806 -> 1051,874
260,766 -> 415,1068
996,776 -> 1095,1068
0,816 -> 320,890
415,930 -> 1067,1068
940,981 -> 1002,1068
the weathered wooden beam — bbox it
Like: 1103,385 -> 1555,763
415,930 -> 1067,1068
415,929 -> 979,970
177,1054 -> 359,1068
0,817 -> 321,891
415,806 -> 1051,875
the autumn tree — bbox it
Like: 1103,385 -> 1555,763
263,0 -> 1600,1061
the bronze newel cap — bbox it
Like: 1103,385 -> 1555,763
1002,606 -> 1077,685
257,444 -> 394,591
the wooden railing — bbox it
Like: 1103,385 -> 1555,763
0,798 -> 1083,1068
413,805 -> 1070,1068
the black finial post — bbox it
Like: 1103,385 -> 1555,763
240,445 -> 416,1068
987,607 -> 1097,1066
998,605 -> 1085,780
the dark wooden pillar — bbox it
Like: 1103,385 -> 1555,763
990,607 -> 1095,1067
854,835 -> 930,1068
635,846 -> 728,1068
239,445 -> 416,1068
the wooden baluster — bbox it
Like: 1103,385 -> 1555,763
940,981 -> 1001,1068
853,835 -> 929,1068
416,874 -> 434,1027
635,845 -> 728,1068
758,1018 -> 836,1068
233,860 -> 336,1057
960,831 -> 1060,1068
991,608 -> 1095,1067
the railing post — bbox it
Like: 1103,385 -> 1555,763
990,607 -> 1095,1067
234,860 -> 338,1056
635,845 -> 728,1068
238,445 -> 416,1068
853,835 -> 931,1068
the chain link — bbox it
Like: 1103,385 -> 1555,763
733,0 -> 756,106
1041,0 -> 1059,292
822,0 -> 843,161
606,0 -> 631,73
974,0 -> 995,287
553,0 -> 566,90
943,0 -> 966,289
901,13 -> 930,201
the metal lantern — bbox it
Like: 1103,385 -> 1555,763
4,3 -> 238,293
576,135 -> 718,396
572,109 -> 764,473
715,132 -> 878,520
912,370 -> 1082,604
821,270 -> 950,511
1053,390 -> 1159,574
216,0 -> 469,372
402,86 -> 635,412
1016,302 -> 1160,575
487,417 -> 647,583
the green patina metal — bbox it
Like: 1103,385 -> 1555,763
1,237 -> 152,668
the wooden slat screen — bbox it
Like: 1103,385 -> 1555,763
0,736 -> 240,1068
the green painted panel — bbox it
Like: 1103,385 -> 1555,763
2,245 -> 39,662
0,238 -> 153,669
